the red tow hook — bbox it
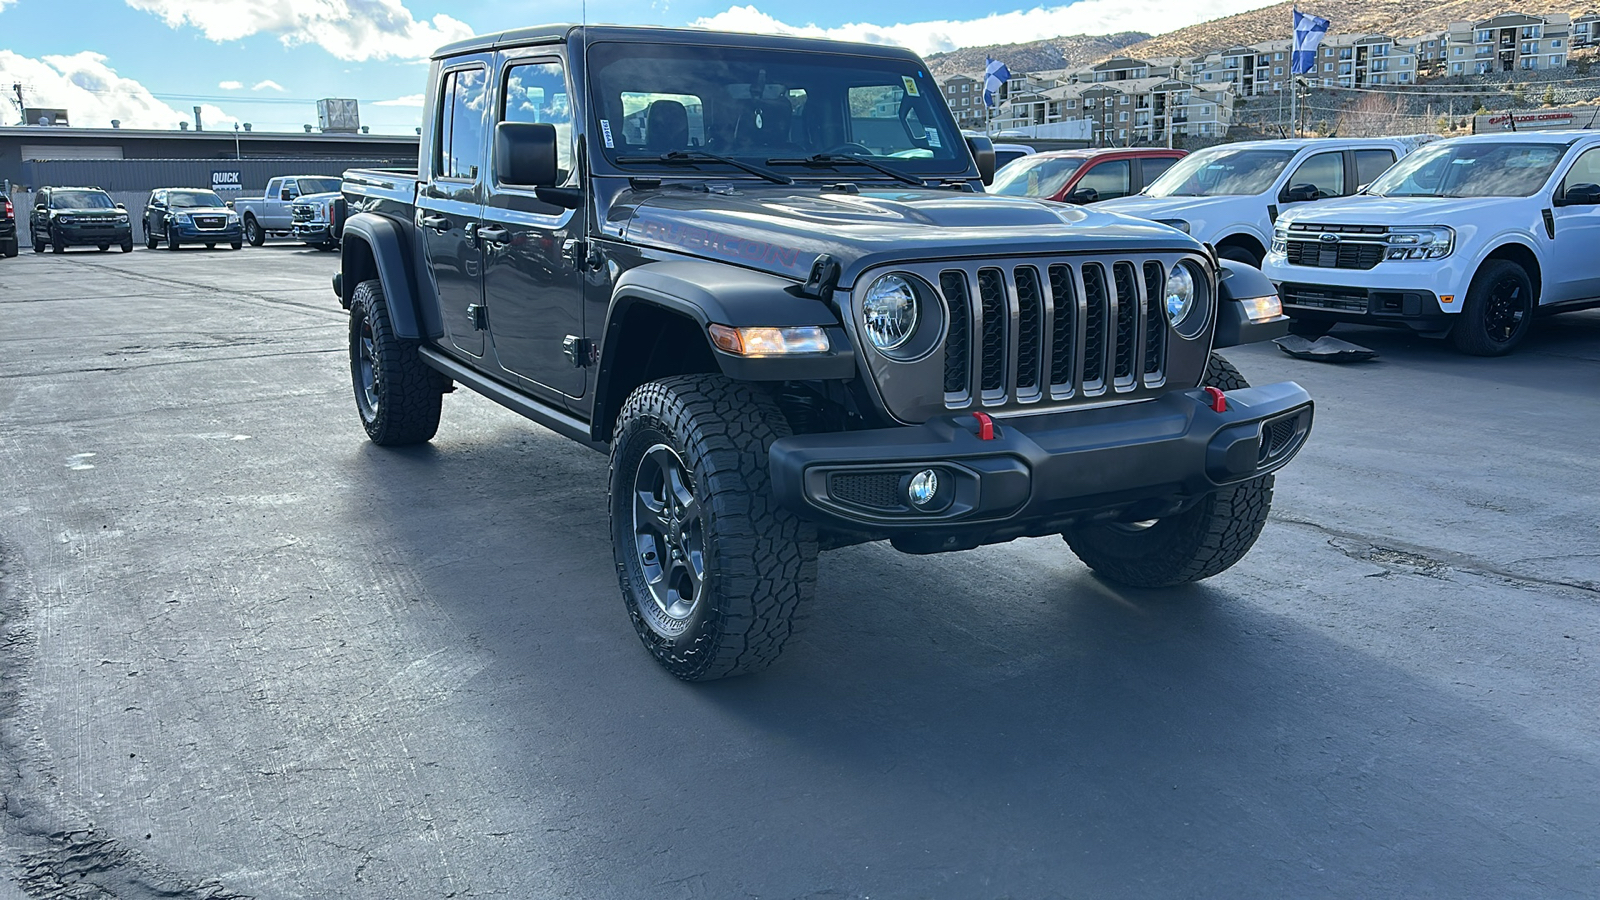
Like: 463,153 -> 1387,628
970,411 -> 996,441
1204,387 -> 1228,413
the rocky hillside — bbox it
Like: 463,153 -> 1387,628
926,1 -> 1595,79
923,32 -> 1148,78
1125,1 -> 1594,59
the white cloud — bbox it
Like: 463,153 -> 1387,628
124,0 -> 475,61
373,93 -> 424,107
0,49 -> 238,129
691,1 -> 1279,57
252,79 -> 286,92
219,79 -> 244,89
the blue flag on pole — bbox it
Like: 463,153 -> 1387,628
1292,8 -> 1330,75
984,57 -> 1011,108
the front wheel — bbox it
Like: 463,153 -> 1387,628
230,241 -> 243,251
166,224 -> 181,251
244,216 -> 265,246
145,224 -> 159,250
1216,244 -> 1262,267
32,235 -> 45,253
1449,260 -> 1533,356
348,278 -> 443,445
1063,353 -> 1274,587
610,375 -> 818,681
120,240 -> 133,253
50,230 -> 65,253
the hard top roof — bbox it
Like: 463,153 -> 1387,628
431,23 -> 927,63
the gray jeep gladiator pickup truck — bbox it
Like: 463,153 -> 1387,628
334,24 -> 1314,680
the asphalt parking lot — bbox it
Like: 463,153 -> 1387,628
1,245 -> 1597,899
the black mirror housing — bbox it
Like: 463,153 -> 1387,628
1280,184 -> 1319,203
1068,187 -> 1099,204
496,122 -> 561,187
965,135 -> 995,186
1559,183 -> 1600,206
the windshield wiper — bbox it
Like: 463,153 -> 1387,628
767,153 -> 925,187
614,150 -> 792,185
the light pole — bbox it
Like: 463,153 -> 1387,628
234,122 -> 242,160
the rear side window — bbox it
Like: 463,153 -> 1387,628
437,67 -> 488,180
1141,156 -> 1178,186
1287,151 -> 1344,198
1355,150 -> 1397,188
1077,159 -> 1131,200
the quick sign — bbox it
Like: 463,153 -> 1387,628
211,170 -> 243,192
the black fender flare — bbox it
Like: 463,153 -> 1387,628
339,213 -> 432,340
1213,260 -> 1289,348
591,260 -> 855,440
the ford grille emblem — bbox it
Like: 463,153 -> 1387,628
1319,233 -> 1339,244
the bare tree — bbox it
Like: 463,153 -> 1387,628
1336,92 -> 1410,137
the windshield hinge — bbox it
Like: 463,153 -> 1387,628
939,180 -> 976,192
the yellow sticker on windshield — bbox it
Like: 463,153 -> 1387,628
902,76 -> 920,97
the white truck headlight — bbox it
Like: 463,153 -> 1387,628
1385,226 -> 1453,260
1270,226 -> 1289,255
862,274 -> 920,352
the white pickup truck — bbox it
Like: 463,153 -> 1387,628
230,175 -> 343,245
1097,138 -> 1417,266
1262,132 -> 1600,355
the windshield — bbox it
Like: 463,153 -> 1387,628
1366,142 -> 1565,198
169,190 -> 226,208
990,156 -> 1085,197
1144,147 -> 1295,198
296,178 -> 342,195
51,191 -> 115,210
588,41 -> 969,178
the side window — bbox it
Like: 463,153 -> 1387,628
1141,156 -> 1178,187
503,62 -> 575,180
437,67 -> 488,180
1561,146 -> 1600,191
282,180 -> 299,200
1355,150 -> 1397,189
1287,151 -> 1344,198
1078,159 -> 1131,200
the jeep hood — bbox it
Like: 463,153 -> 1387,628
611,185 -> 1203,286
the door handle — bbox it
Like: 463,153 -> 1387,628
421,214 -> 449,232
478,225 -> 510,244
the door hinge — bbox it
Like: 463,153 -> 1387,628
467,303 -> 488,331
563,335 -> 598,368
562,238 -> 602,272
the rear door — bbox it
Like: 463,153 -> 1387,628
482,52 -> 586,400
1135,155 -> 1179,193
419,54 -> 492,358
1353,148 -> 1397,192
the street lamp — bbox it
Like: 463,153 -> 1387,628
233,122 -> 242,160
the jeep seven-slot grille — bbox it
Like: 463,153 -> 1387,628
933,259 -> 1168,410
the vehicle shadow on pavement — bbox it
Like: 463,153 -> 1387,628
346,414 -> 1599,898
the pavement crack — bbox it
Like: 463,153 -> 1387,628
1272,513 -> 1600,597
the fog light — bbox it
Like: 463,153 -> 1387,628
907,469 -> 939,507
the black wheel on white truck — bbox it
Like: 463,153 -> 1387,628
1449,259 -> 1535,356
1063,353 -> 1275,588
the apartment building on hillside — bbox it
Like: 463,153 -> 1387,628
1445,12 -> 1570,73
938,74 -> 984,129
992,75 -> 1234,143
1574,13 -> 1600,48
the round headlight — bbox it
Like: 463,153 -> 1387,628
862,274 -> 919,351
1165,263 -> 1196,327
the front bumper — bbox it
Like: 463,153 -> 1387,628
53,223 -> 132,246
173,221 -> 243,242
770,382 -> 1314,554
292,223 -> 335,244
1262,254 -> 1461,331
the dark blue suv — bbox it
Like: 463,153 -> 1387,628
30,186 -> 133,253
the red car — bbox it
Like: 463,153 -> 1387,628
989,147 -> 1187,204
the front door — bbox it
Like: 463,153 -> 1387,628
1545,145 -> 1600,303
419,56 -> 491,358
482,55 -> 586,399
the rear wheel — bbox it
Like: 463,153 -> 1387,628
1063,353 -> 1274,588
97,243 -> 110,252
2,237 -> 16,258
244,216 -> 265,246
348,278 -> 443,445
205,243 -> 216,250
610,375 -> 818,681
32,235 -> 45,253
1449,260 -> 1533,356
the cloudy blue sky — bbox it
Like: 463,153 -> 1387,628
0,0 -> 1275,134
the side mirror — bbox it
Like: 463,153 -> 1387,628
280,190 -> 294,201
495,122 -> 560,187
964,135 -> 995,185
1558,182 -> 1600,206
1280,183 -> 1320,203
34,203 -> 45,211
1067,187 -> 1099,204
115,202 -> 125,209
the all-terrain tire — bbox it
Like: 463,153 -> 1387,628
1449,259 -> 1534,356
1063,352 -> 1274,588
348,278 -> 443,445
609,375 -> 818,681
244,216 -> 266,246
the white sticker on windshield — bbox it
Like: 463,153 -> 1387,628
925,127 -> 941,148
600,119 -> 615,149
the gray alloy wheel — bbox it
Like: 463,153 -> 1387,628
244,216 -> 265,246
631,443 -> 708,629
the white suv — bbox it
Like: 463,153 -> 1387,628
1097,138 -> 1416,266
1262,132 -> 1600,355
